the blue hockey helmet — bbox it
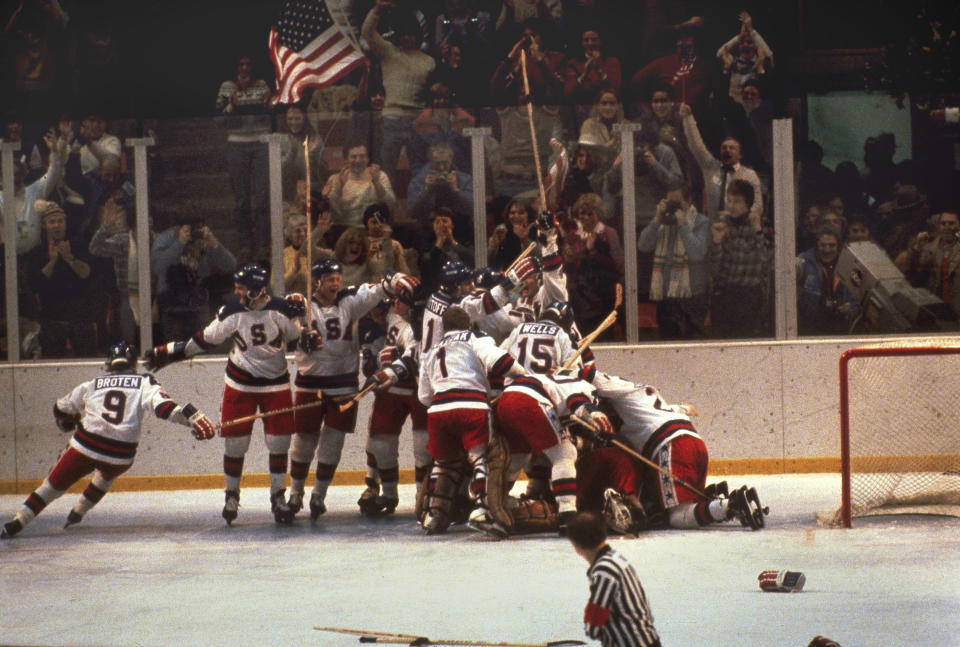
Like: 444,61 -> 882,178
234,263 -> 269,293
439,260 -> 473,292
472,266 -> 504,291
311,259 -> 343,281
105,340 -> 137,372
540,300 -> 574,330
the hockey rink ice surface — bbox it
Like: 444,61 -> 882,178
2,473 -> 959,647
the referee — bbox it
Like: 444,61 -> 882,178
567,511 -> 662,647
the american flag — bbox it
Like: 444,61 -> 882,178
269,0 -> 366,104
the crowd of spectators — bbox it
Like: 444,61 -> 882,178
4,1 -> 960,359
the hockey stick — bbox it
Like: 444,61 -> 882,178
314,626 -> 421,640
561,284 -> 622,369
314,626 -> 585,647
303,138 -> 314,327
571,411 -> 709,501
520,50 -> 548,211
338,380 -> 378,412
218,391 -> 347,430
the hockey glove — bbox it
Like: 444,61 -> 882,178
143,341 -> 187,372
758,569 -> 806,593
378,345 -> 399,367
381,271 -> 420,299
363,368 -> 398,393
284,293 -> 307,318
536,211 -> 559,251
181,403 -> 216,440
574,403 -> 614,436
53,404 -> 79,433
298,329 -> 322,353
503,257 -> 539,290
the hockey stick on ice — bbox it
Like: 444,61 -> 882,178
314,626 -> 585,647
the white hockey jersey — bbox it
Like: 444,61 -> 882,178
190,296 -> 302,392
58,372 -> 187,465
593,371 -> 700,458
294,283 -> 388,396
420,284 -> 511,353
502,372 -> 596,420
382,310 -> 419,396
500,320 -> 577,374
418,329 -> 520,412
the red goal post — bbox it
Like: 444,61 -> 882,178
835,341 -> 960,528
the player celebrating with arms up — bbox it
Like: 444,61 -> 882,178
286,260 -> 419,520
144,263 -> 304,526
2,342 -> 216,539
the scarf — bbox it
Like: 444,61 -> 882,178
649,223 -> 691,301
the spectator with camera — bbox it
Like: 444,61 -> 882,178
418,207 -> 475,295
708,179 -> 771,338
796,227 -> 859,336
488,199 -> 535,271
151,216 -> 237,296
407,142 -> 473,243
638,184 -> 710,339
362,202 -> 411,281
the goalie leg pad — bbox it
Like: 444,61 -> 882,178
484,433 -> 514,529
422,459 -> 464,534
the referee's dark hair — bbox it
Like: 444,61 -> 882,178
566,511 -> 607,550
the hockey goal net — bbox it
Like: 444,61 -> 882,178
823,340 -> 960,527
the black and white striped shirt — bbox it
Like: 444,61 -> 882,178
584,545 -> 661,647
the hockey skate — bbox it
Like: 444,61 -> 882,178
287,490 -> 304,515
222,489 -> 240,525
467,507 -> 509,540
64,510 -> 84,529
703,480 -> 729,499
422,508 -> 451,535
271,489 -> 295,525
727,485 -> 768,530
309,490 -> 327,520
1,518 -> 23,539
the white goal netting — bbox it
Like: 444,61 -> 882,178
820,339 -> 960,527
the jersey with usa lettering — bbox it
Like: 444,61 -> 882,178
58,373 -> 181,465
500,320 -> 577,375
418,329 -> 517,412
383,310 -> 419,396
192,296 -> 302,392
294,283 -> 387,396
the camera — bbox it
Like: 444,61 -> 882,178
191,226 -> 205,241
661,200 -> 683,225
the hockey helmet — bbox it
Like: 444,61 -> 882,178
105,341 -> 137,372
234,263 -> 269,293
311,259 -> 343,281
472,266 -> 504,291
439,260 -> 473,292
540,300 -> 574,330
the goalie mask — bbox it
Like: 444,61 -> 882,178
602,488 -> 646,535
105,341 -> 137,372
